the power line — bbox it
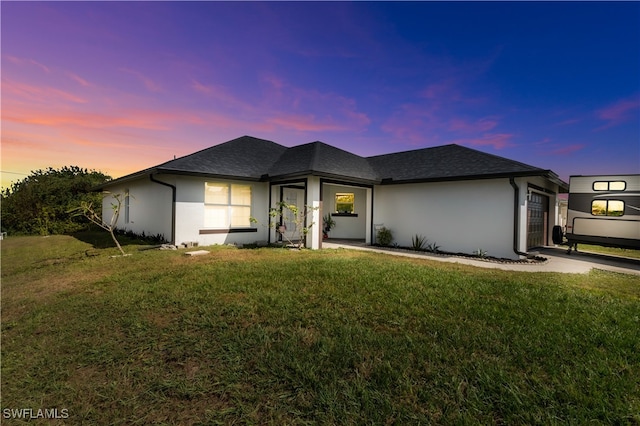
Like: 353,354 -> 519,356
0,171 -> 29,176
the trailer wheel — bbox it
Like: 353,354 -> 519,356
552,225 -> 564,245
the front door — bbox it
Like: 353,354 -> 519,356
281,187 -> 306,244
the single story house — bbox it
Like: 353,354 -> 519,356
98,135 -> 567,259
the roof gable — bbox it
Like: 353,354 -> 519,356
268,141 -> 379,182
157,135 -> 287,180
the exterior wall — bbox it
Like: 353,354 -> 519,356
102,175 -> 271,246
102,172 -> 561,255
373,178 -> 517,259
322,184 -> 368,239
102,177 -> 173,241
172,176 -> 270,247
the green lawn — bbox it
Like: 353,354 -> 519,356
2,234 -> 639,424
575,243 -> 640,260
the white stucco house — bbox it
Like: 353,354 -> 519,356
98,136 -> 567,259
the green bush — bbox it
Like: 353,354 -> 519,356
412,234 -> 427,250
1,166 -> 111,235
377,227 -> 393,246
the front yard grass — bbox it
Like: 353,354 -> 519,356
2,234 -> 639,424
575,243 -> 640,260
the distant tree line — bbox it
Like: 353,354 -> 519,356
1,166 -> 111,235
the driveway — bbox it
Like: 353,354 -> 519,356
322,241 -> 640,275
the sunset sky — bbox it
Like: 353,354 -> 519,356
2,1 -> 639,189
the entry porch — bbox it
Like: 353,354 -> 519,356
268,177 -> 373,249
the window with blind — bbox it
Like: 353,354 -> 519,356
204,183 -> 252,228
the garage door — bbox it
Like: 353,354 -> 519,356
527,192 -> 549,249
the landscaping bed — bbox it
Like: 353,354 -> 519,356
371,243 -> 548,264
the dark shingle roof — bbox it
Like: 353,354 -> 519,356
100,136 -> 564,189
156,135 -> 287,180
367,144 -> 549,183
267,141 -> 379,183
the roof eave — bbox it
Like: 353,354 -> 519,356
543,171 -> 569,192
268,170 -> 379,185
379,170 -> 565,186
155,168 -> 263,182
95,167 -> 266,190
92,168 -> 159,191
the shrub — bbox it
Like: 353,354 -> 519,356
473,248 -> 488,258
377,227 -> 393,246
1,166 -> 111,235
411,234 -> 427,251
426,242 -> 440,253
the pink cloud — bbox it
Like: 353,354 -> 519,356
3,104 -> 175,131
267,114 -> 350,132
382,103 -> 503,147
255,75 -> 370,133
262,74 -> 285,91
381,101 -> 454,146
422,78 -> 459,101
532,137 -> 552,146
454,133 -> 515,150
380,106 -> 439,146
191,79 -> 214,95
551,144 -> 585,155
448,117 -> 498,133
66,72 -> 92,87
382,71 -> 498,146
191,79 -> 254,112
3,79 -> 87,104
595,96 -> 640,130
419,77 -> 462,103
1,133 -> 50,151
68,137 -> 142,150
554,118 -> 582,127
120,68 -> 162,92
336,98 -> 371,128
420,74 -> 489,107
5,55 -> 50,73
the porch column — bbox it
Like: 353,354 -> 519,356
306,176 -> 322,249
514,177 -> 528,255
365,187 -> 373,244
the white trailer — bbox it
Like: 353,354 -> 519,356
565,174 -> 640,253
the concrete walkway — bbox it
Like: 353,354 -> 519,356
322,241 -> 640,275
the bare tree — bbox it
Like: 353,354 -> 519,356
251,202 -> 318,249
69,192 -> 127,256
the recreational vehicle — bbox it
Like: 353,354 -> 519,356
565,174 -> 640,253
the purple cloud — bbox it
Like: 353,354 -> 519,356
448,117 -> 499,133
554,118 -> 582,127
3,78 -> 87,104
595,96 -> 640,130
5,55 -> 50,73
119,68 -> 162,93
551,144 -> 585,155
453,133 -> 516,150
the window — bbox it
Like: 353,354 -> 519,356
204,183 -> 252,228
592,200 -> 624,217
335,192 -> 354,213
593,181 -> 626,191
124,189 -> 130,224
